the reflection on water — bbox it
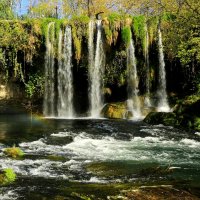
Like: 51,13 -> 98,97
0,115 -> 200,199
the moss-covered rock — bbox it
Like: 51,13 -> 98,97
109,186 -> 199,200
173,98 -> 200,130
3,146 -> 24,158
47,155 -> 68,162
144,98 -> 200,131
194,117 -> 200,131
144,112 -> 179,126
0,168 -> 16,185
101,102 -> 128,119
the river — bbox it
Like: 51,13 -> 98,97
0,115 -> 200,199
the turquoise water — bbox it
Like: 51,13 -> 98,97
0,115 -> 200,199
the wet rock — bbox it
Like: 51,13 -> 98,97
101,102 -> 128,119
174,99 -> 200,131
47,155 -> 69,162
116,186 -> 199,200
144,112 -> 179,126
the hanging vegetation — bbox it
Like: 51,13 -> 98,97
70,15 -> 90,62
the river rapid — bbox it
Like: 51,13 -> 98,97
0,115 -> 200,199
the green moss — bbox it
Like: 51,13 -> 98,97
4,146 -> 24,158
194,117 -> 200,131
144,112 -> 179,126
47,155 -> 67,162
147,16 -> 159,44
41,18 -> 54,40
0,168 -> 16,185
70,15 -> 89,62
71,15 -> 90,24
72,27 -> 82,61
4,168 -> 16,182
61,182 -> 133,199
101,102 -> 127,119
104,25 -> 113,45
108,13 -> 121,28
132,15 -> 146,49
55,19 -> 65,40
110,186 -> 198,200
71,192 -> 92,200
102,13 -> 123,45
121,26 -> 131,47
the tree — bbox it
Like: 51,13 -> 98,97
0,0 -> 15,19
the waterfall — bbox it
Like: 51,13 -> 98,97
43,22 -> 56,117
88,20 -> 95,77
144,24 -> 151,107
88,20 -> 95,115
57,26 -> 74,118
127,38 -> 142,119
157,26 -> 170,112
90,20 -> 105,118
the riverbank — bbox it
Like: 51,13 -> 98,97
0,99 -> 43,115
144,94 -> 200,132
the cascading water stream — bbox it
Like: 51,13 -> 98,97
127,38 -> 142,119
88,20 -> 95,115
90,20 -> 105,118
88,20 -> 94,69
144,24 -> 151,107
57,26 -> 74,118
43,22 -> 55,117
157,26 -> 170,112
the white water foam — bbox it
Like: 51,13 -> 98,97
180,138 -> 200,148
195,132 -> 200,137
1,130 -> 200,182
19,139 -> 73,155
63,132 -> 200,164
86,177 -> 108,184
51,131 -> 76,137
0,189 -> 18,200
17,132 -> 200,164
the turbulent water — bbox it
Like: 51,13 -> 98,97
157,27 -> 170,112
90,20 -> 105,118
57,26 -> 74,118
0,115 -> 200,199
127,39 -> 142,119
43,22 -> 56,117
